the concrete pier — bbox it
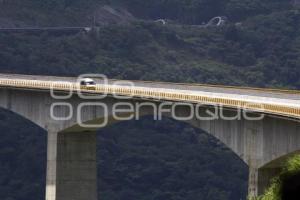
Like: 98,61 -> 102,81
46,131 -> 97,200
45,131 -> 58,200
56,131 -> 97,200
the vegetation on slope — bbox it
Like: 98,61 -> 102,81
2,8 -> 300,88
0,0 -> 292,25
98,117 -> 248,200
257,155 -> 300,200
0,110 -> 46,200
119,0 -> 291,22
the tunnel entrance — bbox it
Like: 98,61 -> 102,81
281,172 -> 300,200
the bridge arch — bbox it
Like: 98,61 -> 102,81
60,100 -> 300,167
59,105 -> 250,198
97,115 -> 249,199
262,150 -> 300,169
61,106 -> 249,163
0,88 -> 52,130
58,100 -> 300,198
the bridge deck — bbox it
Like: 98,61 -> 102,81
0,73 -> 299,119
0,73 -> 299,99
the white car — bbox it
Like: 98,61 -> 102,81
80,78 -> 96,90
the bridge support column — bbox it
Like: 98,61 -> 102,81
248,167 -> 259,198
45,131 -> 97,200
45,131 -> 58,200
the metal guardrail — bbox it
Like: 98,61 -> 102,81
0,78 -> 300,119
118,79 -> 300,95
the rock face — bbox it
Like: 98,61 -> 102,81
94,5 -> 135,25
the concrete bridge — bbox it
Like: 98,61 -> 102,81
0,73 -> 300,200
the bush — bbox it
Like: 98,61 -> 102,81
256,155 -> 300,200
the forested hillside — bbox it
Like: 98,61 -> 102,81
0,0 -> 299,200
0,0 -> 293,25
1,0 -> 300,88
